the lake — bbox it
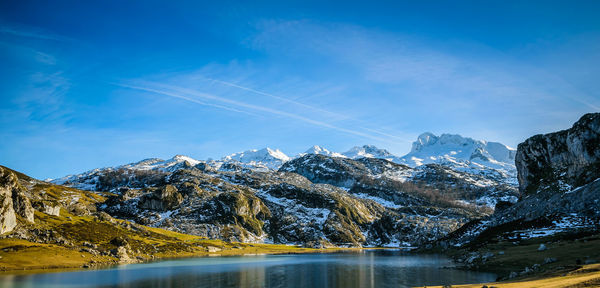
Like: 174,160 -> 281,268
0,250 -> 496,288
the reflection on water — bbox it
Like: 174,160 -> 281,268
0,250 -> 496,288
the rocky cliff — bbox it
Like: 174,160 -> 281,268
0,167 -> 35,234
516,113 -> 600,196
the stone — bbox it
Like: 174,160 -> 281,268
538,244 -> 547,251
138,185 -> 183,211
0,188 -> 17,234
206,246 -> 222,253
0,168 -> 18,234
12,188 -> 34,223
43,203 -> 61,216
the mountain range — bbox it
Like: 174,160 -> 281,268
53,132 -> 518,188
44,132 -> 521,247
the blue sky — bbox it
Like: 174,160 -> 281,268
1,1 -> 599,179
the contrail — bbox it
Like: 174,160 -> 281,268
117,81 -> 390,142
200,77 -> 411,142
115,82 -> 260,117
202,77 -> 349,120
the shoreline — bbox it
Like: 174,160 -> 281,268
0,238 -> 392,274
416,263 -> 600,288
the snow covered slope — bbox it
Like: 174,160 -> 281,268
301,145 -> 346,158
400,133 -> 515,168
397,133 -> 517,184
222,147 -> 290,170
122,155 -> 201,171
51,155 -> 202,190
342,145 -> 400,162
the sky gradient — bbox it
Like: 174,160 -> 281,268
1,1 -> 599,179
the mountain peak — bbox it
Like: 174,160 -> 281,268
342,145 -> 395,159
222,147 -> 290,169
171,155 -> 200,164
401,132 -> 516,172
303,145 -> 345,158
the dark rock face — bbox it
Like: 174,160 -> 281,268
12,188 -> 35,223
138,185 -> 183,211
279,154 -> 373,188
516,113 -> 600,196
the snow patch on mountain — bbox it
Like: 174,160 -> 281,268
123,155 -> 201,171
222,148 -> 290,170
51,154 -> 201,189
302,145 -> 346,158
342,145 -> 399,162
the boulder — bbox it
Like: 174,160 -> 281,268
43,203 -> 61,216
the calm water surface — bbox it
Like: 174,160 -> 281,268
0,250 -> 495,288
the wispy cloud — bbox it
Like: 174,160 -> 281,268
116,80 -> 392,142
0,24 -> 73,42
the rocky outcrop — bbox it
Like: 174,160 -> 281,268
0,167 -> 35,234
516,113 -> 600,195
279,154 -> 388,188
12,188 -> 35,223
0,171 -> 17,234
138,185 -> 183,211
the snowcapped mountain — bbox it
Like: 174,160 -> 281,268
397,133 -> 517,184
52,133 -> 518,192
52,154 -> 202,190
121,155 -> 201,171
301,145 -> 346,158
342,145 -> 399,161
222,147 -> 290,170
400,132 -> 516,167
